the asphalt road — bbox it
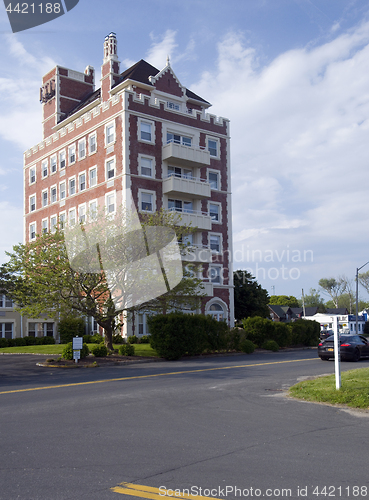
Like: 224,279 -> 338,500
0,350 -> 368,500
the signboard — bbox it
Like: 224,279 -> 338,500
72,336 -> 83,350
73,350 -> 81,360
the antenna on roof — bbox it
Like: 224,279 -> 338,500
166,54 -> 170,67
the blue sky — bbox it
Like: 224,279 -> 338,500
1,0 -> 369,302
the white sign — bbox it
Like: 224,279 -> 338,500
73,350 -> 81,360
72,336 -> 83,350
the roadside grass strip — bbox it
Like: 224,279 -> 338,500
0,344 -> 158,356
111,482 -> 223,500
0,358 -> 316,395
289,367 -> 369,409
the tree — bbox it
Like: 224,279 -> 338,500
269,295 -> 299,308
299,288 -> 325,312
233,270 -> 269,322
318,277 -> 347,308
359,270 -> 369,295
0,209 -> 203,350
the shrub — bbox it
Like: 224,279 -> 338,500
261,340 -> 280,352
241,317 -> 275,347
140,335 -> 150,344
58,317 -> 85,344
91,344 -> 108,357
83,334 -> 92,343
228,327 -> 244,351
119,343 -> 135,356
14,337 -> 27,346
24,336 -> 38,346
289,319 -> 320,346
112,333 -> 125,344
240,339 -> 255,354
0,338 -> 8,348
7,339 -> 16,347
36,336 -> 56,345
62,342 -> 89,360
272,322 -> 292,348
128,335 -> 138,344
91,333 -> 104,344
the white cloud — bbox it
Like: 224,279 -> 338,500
191,21 -> 369,295
0,201 -> 23,265
146,29 -> 178,69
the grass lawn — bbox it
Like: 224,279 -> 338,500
289,367 -> 369,409
0,343 -> 158,357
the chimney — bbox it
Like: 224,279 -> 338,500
101,32 -> 121,102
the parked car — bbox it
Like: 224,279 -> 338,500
320,329 -> 334,340
318,335 -> 369,362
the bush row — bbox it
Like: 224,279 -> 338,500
241,317 -> 320,348
0,336 -> 56,348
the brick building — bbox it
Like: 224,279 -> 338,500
24,33 -> 234,338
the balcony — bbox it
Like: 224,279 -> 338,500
168,208 -> 212,231
162,142 -> 210,167
163,174 -> 211,199
181,245 -> 212,263
195,282 -> 214,297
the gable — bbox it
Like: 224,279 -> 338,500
153,68 -> 184,98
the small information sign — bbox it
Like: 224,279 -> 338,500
73,350 -> 81,360
72,336 -> 83,350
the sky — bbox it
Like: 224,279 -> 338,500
1,0 -> 369,303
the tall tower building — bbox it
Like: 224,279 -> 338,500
24,33 -> 234,338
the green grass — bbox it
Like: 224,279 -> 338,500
0,343 -> 158,357
289,368 -> 369,409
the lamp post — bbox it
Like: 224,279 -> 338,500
356,261 -> 369,334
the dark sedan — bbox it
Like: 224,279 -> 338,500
318,335 -> 369,362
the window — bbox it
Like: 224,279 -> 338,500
59,150 -> 66,169
51,186 -> 57,204
50,155 -> 57,174
168,199 -> 193,213
42,160 -> 48,178
69,208 -> 76,226
59,182 -> 66,200
42,219 -> 48,234
78,139 -> 86,159
209,203 -> 220,222
59,212 -> 66,229
106,159 -> 115,180
209,171 -> 219,190
106,192 -> 116,214
208,138 -> 218,157
140,157 -> 153,177
140,121 -> 152,142
0,295 -> 13,308
30,223 -> 36,240
210,234 -> 221,253
89,133 -> 97,154
89,200 -> 97,220
30,195 -> 36,212
30,167 -> 36,184
69,177 -> 76,196
167,101 -> 180,111
106,122 -> 115,145
79,204 -> 86,223
79,173 -> 86,191
50,216 -> 57,233
141,192 -> 153,212
89,167 -> 97,187
167,132 -> 191,147
42,189 -> 48,207
68,144 -> 76,165
168,166 -> 193,179
0,323 -> 13,339
209,265 -> 222,284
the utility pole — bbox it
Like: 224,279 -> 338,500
356,261 -> 369,334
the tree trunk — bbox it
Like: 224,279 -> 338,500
103,322 -> 114,351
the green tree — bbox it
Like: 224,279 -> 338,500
299,288 -> 325,312
318,277 -> 347,308
269,295 -> 299,308
233,270 -> 269,322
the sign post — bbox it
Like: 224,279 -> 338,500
333,316 -> 341,390
72,336 -> 83,364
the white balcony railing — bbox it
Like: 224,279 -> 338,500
181,244 -> 213,263
162,141 -> 210,167
163,174 -> 211,199
167,207 -> 212,230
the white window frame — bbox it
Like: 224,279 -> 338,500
42,189 -> 48,207
59,150 -> 66,169
79,172 -> 86,192
50,155 -> 57,174
105,121 -> 116,146
42,159 -> 48,178
209,201 -> 222,224
29,222 -> 36,241
88,132 -> 97,155
138,118 -> 155,144
29,166 -> 36,185
106,157 -> 115,181
59,211 -> 66,229
209,233 -> 222,254
208,169 -> 220,190
78,138 -> 86,160
42,218 -> 48,234
0,322 -> 14,339
207,136 -> 220,159
59,181 -> 66,201
138,154 -> 155,178
69,176 -> 76,196
68,144 -> 76,165
89,199 -> 98,221
0,295 -> 13,308
69,208 -> 76,227
106,191 -> 116,215
29,194 -> 36,213
167,131 -> 192,147
138,189 -> 156,213
50,215 -> 57,233
50,185 -> 57,204
209,264 -> 223,285
89,166 -> 97,187
167,100 -> 181,111
78,203 -> 87,224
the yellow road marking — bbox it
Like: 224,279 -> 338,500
111,482 -> 224,500
0,358 -> 316,395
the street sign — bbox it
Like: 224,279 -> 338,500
72,336 -> 83,350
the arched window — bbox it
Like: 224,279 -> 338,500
208,302 -> 226,321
